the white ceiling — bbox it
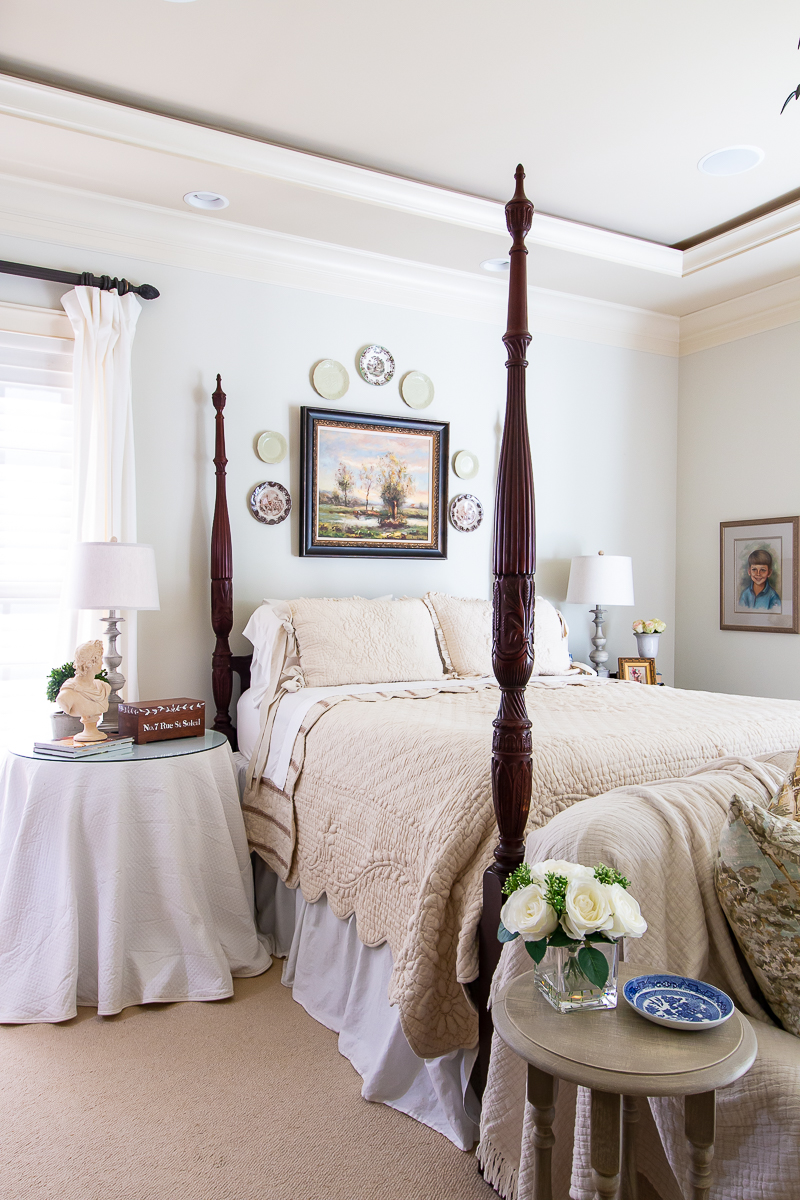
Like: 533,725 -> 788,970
3,0 -> 800,246
2,0 -> 800,339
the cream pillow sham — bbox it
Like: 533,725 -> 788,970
422,592 -> 571,677
288,597 -> 445,687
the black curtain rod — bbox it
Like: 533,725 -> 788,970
0,258 -> 160,300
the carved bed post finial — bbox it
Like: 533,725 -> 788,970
492,165 -> 536,878
211,374 -> 237,746
472,166 -> 538,1097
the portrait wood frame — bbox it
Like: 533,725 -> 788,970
720,516 -> 799,634
300,405 -> 448,559
618,657 -> 657,685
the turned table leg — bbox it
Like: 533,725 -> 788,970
591,1089 -> 622,1200
620,1095 -> 639,1200
685,1090 -> 716,1199
527,1065 -> 558,1200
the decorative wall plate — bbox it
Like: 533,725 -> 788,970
358,345 -> 395,386
249,481 -> 292,525
449,493 -> 483,533
400,371 -> 434,409
312,359 -> 349,401
453,449 -> 479,480
623,975 -> 734,1030
256,430 -> 287,464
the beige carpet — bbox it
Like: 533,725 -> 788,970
0,961 -> 496,1200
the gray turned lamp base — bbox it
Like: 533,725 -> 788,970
589,604 -> 609,678
98,609 -> 125,734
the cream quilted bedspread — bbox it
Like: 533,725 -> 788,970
242,680 -> 800,1059
478,752 -> 800,1200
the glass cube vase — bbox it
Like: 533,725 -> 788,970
536,941 -> 620,1013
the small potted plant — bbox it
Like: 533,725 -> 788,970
632,618 -> 665,661
47,660 -> 108,740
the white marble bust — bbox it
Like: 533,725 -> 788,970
56,640 -> 111,742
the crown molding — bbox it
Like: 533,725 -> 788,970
0,172 -> 680,355
0,73 -> 682,277
680,274 -> 800,356
682,199 -> 800,276
5,169 -> 800,359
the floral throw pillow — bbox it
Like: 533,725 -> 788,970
716,751 -> 800,1036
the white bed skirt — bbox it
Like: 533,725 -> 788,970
251,857 -> 480,1150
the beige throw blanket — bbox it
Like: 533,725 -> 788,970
243,681 -> 800,1060
478,752 -> 800,1200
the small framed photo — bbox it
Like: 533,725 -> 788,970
300,406 -> 448,559
618,657 -> 657,685
720,516 -> 799,634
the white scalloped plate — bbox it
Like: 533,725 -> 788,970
400,371 -> 434,409
256,431 -> 287,464
453,450 -> 479,480
312,359 -> 349,401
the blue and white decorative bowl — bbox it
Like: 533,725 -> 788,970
622,974 -> 734,1030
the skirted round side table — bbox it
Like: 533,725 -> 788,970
492,963 -> 757,1200
0,732 -> 270,1022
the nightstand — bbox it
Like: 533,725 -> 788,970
0,732 -> 270,1022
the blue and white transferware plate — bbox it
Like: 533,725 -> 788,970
623,975 -> 734,1031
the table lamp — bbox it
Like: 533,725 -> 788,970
63,539 -> 160,731
565,551 -> 634,677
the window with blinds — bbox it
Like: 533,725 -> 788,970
0,328 -> 73,746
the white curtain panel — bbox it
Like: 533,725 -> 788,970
61,287 -> 142,698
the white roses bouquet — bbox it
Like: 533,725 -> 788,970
498,859 -> 647,988
632,619 -> 666,635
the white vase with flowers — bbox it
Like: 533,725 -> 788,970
632,618 -> 666,662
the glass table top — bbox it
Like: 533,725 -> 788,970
11,729 -> 229,763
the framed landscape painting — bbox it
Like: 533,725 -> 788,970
720,516 -> 799,633
300,407 -> 448,558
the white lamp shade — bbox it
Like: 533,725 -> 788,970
63,541 -> 160,610
566,554 -> 635,606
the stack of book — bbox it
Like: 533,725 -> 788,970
33,734 -> 135,760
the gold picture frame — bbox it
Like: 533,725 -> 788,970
618,657 -> 657,685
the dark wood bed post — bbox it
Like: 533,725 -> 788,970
211,375 -> 251,748
473,166 -> 536,1095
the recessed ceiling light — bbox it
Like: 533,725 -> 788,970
697,145 -> 765,177
480,258 -> 510,273
164,1 -> 199,4
184,191 -> 229,210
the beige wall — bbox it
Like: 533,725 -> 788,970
0,231 -> 679,713
676,321 -> 800,698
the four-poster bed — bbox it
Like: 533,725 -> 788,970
210,167 -> 538,1081
207,167 -> 800,1142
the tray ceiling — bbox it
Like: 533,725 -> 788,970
3,0 -> 800,246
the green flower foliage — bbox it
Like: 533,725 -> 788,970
593,863 -> 630,889
543,871 -> 569,916
501,862 -> 534,896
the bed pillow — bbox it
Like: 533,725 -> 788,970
242,599 -> 294,706
288,597 -> 445,687
715,749 -> 800,1036
422,593 -> 571,677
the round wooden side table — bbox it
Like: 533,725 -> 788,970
492,963 -> 757,1200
